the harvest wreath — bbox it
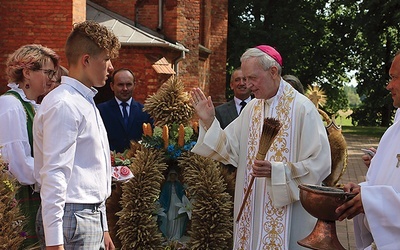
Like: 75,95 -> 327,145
106,78 -> 235,249
0,148 -> 26,249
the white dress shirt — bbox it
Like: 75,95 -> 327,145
233,96 -> 252,115
0,83 -> 38,185
33,76 -> 112,246
115,97 -> 132,117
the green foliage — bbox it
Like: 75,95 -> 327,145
351,105 -> 397,127
141,124 -> 197,160
142,134 -> 164,149
342,125 -> 386,138
228,0 -> 400,125
344,85 -> 361,108
348,0 -> 400,126
322,84 -> 349,114
228,0 -> 350,112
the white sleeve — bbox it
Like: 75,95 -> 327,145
270,104 -> 331,207
0,96 -> 35,185
361,185 -> 400,249
35,100 -> 78,246
191,117 -> 240,167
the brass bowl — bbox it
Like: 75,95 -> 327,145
299,184 -> 355,221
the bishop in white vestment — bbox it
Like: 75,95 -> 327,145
191,45 -> 331,249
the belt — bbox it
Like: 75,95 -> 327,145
64,203 -> 101,212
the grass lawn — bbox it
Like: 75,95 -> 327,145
341,125 -> 387,138
334,114 -> 387,138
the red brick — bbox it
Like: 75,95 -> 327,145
0,0 -> 228,105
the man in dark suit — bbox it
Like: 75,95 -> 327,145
98,68 -> 153,153
215,67 -> 252,129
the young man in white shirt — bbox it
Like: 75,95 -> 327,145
34,20 -> 120,250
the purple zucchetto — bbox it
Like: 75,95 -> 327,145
255,45 -> 283,66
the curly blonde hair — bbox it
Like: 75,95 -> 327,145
6,44 -> 59,84
65,20 -> 121,65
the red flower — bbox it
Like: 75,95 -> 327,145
120,166 -> 130,177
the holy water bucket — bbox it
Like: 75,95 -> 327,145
297,184 -> 355,250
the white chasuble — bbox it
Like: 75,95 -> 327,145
192,80 -> 331,250
234,82 -> 295,250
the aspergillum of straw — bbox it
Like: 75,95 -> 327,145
236,117 -> 282,222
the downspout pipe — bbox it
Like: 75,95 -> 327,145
174,50 -> 186,76
157,0 -> 163,30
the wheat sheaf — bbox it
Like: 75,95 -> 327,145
143,77 -> 194,127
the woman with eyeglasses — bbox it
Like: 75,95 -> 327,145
37,65 -> 69,104
0,44 -> 59,249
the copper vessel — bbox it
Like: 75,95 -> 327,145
297,184 -> 355,250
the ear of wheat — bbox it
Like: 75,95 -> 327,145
236,117 -> 282,222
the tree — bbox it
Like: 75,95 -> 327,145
228,0 -> 350,114
227,0 -> 400,124
344,85 -> 361,109
349,0 -> 400,126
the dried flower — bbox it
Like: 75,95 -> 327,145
143,77 -> 194,127
0,150 -> 26,248
3,179 -> 14,192
110,77 -> 233,249
141,123 -> 197,160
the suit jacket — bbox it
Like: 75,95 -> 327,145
215,99 -> 238,129
97,98 -> 153,153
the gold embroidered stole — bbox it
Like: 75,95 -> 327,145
235,81 -> 296,250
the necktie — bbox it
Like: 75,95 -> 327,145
121,102 -> 129,127
239,100 -> 247,114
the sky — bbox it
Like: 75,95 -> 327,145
347,70 -> 358,87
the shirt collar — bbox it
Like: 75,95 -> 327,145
265,79 -> 285,106
234,96 -> 252,106
115,97 -> 132,106
62,76 -> 98,101
7,82 -> 39,108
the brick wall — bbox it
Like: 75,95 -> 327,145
162,0 -> 178,41
73,0 -> 87,24
95,46 -> 181,104
175,0 -> 201,93
114,46 -> 162,103
0,0 -> 228,106
0,0 -> 84,94
90,0 -> 137,20
136,0 -> 160,30
208,0 -> 228,105
133,0 -> 227,102
162,0 -> 228,104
